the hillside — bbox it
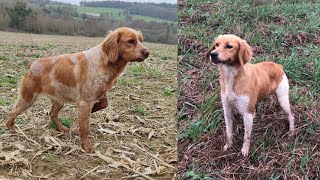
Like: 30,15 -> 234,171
76,6 -> 175,23
79,1 -> 177,21
0,0 -> 177,44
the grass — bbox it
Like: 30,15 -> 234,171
48,118 -> 73,129
178,0 -> 320,179
134,106 -> 147,116
76,6 -> 175,23
163,88 -> 173,97
43,154 -> 54,163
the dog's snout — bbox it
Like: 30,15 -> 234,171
142,48 -> 149,58
210,52 -> 218,59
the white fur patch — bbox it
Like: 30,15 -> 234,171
84,44 -> 101,64
276,74 -> 289,97
276,74 -> 295,133
29,61 -> 43,76
221,65 -> 250,114
70,54 -> 78,64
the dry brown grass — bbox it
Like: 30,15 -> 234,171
0,31 -> 177,179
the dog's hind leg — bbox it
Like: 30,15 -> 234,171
49,100 -> 69,133
276,74 -> 295,135
222,101 -> 234,151
6,75 -> 39,130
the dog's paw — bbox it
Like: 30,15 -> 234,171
241,145 -> 249,157
57,126 -> 70,134
288,129 -> 295,137
81,142 -> 95,153
5,122 -> 15,131
223,143 -> 231,151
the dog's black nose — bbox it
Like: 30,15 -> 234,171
210,52 -> 218,59
142,49 -> 149,58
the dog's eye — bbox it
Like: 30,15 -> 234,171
128,39 -> 135,45
226,44 -> 233,49
215,43 -> 219,47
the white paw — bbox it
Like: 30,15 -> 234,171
289,129 -> 295,137
241,145 -> 249,157
223,143 -> 231,151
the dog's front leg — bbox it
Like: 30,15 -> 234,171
222,100 -> 234,151
77,101 -> 95,153
241,112 -> 253,157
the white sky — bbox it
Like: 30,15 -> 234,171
55,0 -> 177,5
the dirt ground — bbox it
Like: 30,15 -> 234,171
0,31 -> 177,179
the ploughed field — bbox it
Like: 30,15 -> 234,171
0,31 -> 177,179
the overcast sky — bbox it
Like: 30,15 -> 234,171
55,0 -> 177,5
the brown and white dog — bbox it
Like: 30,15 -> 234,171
206,34 -> 294,156
6,27 -> 149,153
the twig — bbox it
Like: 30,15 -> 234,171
15,124 -> 41,146
80,166 -> 100,179
210,152 -> 237,161
119,163 -> 154,180
132,144 -> 175,169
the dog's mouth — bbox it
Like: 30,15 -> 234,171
130,57 -> 146,62
211,58 -> 232,66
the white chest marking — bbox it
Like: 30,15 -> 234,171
221,66 -> 249,114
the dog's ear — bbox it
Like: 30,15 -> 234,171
205,43 -> 216,58
102,30 -> 120,63
238,39 -> 252,66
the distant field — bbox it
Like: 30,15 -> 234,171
77,6 -> 124,19
76,6 -> 175,23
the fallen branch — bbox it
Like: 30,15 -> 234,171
120,163 -> 155,180
132,144 -> 175,169
80,166 -> 100,179
15,124 -> 41,146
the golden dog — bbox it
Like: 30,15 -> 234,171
206,34 -> 294,156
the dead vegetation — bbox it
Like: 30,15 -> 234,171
177,1 -> 320,179
0,31 -> 177,179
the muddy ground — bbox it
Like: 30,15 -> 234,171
0,31 -> 177,179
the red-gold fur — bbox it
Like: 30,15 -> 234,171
207,34 -> 294,156
6,27 -> 149,153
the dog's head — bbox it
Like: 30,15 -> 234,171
102,27 -> 149,63
206,34 -> 252,67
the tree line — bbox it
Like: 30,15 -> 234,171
0,0 -> 177,44
79,1 -> 177,21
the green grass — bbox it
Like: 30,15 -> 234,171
134,106 -> 147,116
163,88 -> 173,97
48,118 -> 73,129
77,6 -> 123,15
76,6 -> 175,23
128,64 -> 145,76
0,55 -> 8,61
0,98 -> 10,106
43,154 -> 54,163
131,14 -> 175,24
178,0 -> 320,179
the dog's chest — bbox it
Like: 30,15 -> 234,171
220,66 -> 250,113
